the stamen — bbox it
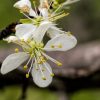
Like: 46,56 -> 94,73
50,73 -> 55,77
40,56 -> 46,63
42,76 -> 46,80
51,44 -> 55,48
26,73 -> 29,78
43,63 -> 54,77
35,58 -> 39,70
52,4 -> 62,15
25,55 -> 32,67
50,13 -> 69,21
67,31 -> 72,36
27,58 -> 34,75
23,65 -> 28,70
21,12 -> 34,22
37,60 -> 43,64
15,48 -> 19,53
58,44 -> 62,48
56,62 -> 62,66
39,65 -> 46,80
41,52 -> 62,67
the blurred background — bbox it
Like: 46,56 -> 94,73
0,0 -> 100,100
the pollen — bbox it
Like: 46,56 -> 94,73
56,62 -> 62,66
37,60 -> 43,64
30,53 -> 34,58
15,48 -> 19,53
51,45 -> 55,48
26,74 -> 29,78
39,43 -> 44,47
42,76 -> 46,80
50,73 -> 55,77
67,31 -> 72,36
29,41 -> 35,47
58,44 -> 62,48
24,65 -> 28,70
40,56 -> 46,62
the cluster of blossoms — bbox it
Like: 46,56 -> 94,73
1,0 -> 79,87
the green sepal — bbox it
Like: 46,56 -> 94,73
20,19 -> 33,24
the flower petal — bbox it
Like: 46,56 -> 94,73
1,52 -> 29,74
15,24 -> 36,41
47,26 -> 64,38
39,8 -> 48,19
31,62 -> 53,88
44,33 -> 77,51
32,21 -> 52,43
14,0 -> 37,17
3,36 -> 18,43
14,0 -> 31,9
29,8 -> 37,17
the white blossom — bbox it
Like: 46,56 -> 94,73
1,32 -> 77,87
1,0 -> 78,87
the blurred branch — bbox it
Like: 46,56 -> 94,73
52,40 -> 100,78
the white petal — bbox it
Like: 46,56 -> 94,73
39,8 -> 48,19
1,52 -> 29,74
29,8 -> 37,17
14,0 -> 37,17
32,21 -> 52,43
14,0 -> 31,9
31,62 -> 53,88
15,24 -> 36,41
47,26 -> 64,38
3,36 -> 18,43
44,33 -> 77,51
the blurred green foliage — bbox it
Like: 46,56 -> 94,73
71,89 -> 100,100
0,0 -> 22,29
0,86 -> 58,100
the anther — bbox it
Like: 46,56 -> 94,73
38,60 -> 43,64
26,74 -> 29,78
50,73 -> 55,77
42,76 -> 46,80
23,65 -> 28,70
39,43 -> 44,47
58,44 -> 62,48
15,48 -> 19,53
31,53 -> 34,58
67,31 -> 72,36
56,62 -> 62,66
51,45 -> 55,48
